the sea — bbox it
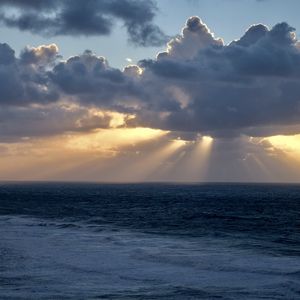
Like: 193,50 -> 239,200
0,182 -> 299,299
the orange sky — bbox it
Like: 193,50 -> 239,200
1,127 -> 300,182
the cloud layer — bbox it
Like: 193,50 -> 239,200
1,16 -> 300,140
0,0 -> 167,46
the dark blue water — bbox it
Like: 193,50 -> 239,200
0,183 -> 300,299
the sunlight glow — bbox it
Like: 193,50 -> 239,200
66,127 -> 168,154
119,139 -> 188,181
185,135 -> 214,181
266,135 -> 300,164
168,135 -> 214,181
267,135 -> 300,153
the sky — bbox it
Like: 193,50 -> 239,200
1,0 -> 300,182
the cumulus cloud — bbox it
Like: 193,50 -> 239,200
136,17 -> 300,137
20,44 -> 60,66
0,0 -> 168,47
49,50 -> 142,110
0,43 -> 59,106
163,16 -> 223,59
2,16 -> 300,141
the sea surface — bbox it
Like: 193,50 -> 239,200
0,182 -> 300,299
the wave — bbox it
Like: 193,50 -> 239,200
0,215 -> 300,299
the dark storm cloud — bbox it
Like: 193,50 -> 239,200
0,0 -> 167,47
0,43 -> 15,65
0,43 -> 59,106
0,45 -> 141,140
135,17 -> 300,137
2,16 -> 300,140
49,50 -> 142,111
0,44 -> 138,108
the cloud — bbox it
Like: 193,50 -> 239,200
0,102 -> 130,142
163,16 -> 223,59
0,0 -> 168,47
20,44 -> 60,66
2,16 -> 300,141
135,18 -> 300,137
0,43 -> 59,106
49,50 -> 141,109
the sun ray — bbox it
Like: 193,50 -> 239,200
182,136 -> 214,181
159,136 -> 214,182
114,139 -> 187,182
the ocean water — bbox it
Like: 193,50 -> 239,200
0,183 -> 300,299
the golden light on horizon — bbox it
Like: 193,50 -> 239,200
0,127 -> 168,181
267,134 -> 300,153
3,131 -> 300,183
66,127 -> 168,154
200,135 -> 213,147
266,134 -> 300,163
